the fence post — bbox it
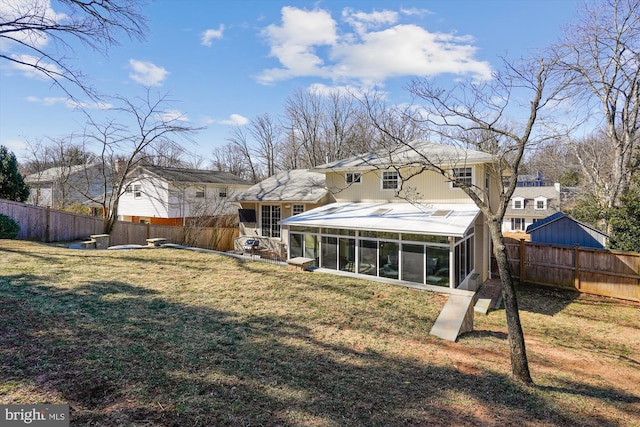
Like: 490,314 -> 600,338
147,222 -> 151,240
574,244 -> 580,290
519,239 -> 526,284
45,206 -> 51,243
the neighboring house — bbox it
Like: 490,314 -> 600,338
279,140 -> 499,290
516,170 -> 546,187
234,169 -> 334,255
118,165 -> 252,226
526,212 -> 608,249
24,163 -> 110,216
502,185 -> 561,234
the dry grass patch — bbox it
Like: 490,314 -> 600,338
1,240 -> 639,426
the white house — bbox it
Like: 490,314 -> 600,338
502,185 -> 561,234
118,165 -> 252,226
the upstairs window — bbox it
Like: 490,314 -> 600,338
133,185 -> 142,199
381,170 -> 399,190
219,187 -> 228,198
451,167 -> 473,188
512,197 -> 524,209
292,204 -> 305,215
195,186 -> 205,198
345,172 -> 362,184
534,197 -> 547,210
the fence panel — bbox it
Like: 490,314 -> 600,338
48,209 -> 104,242
1,199 -> 239,253
577,249 -> 640,300
502,238 -> 640,302
524,243 -> 576,290
0,199 -> 48,241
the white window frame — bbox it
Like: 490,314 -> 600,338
345,172 -> 362,185
292,204 -> 305,215
534,197 -> 547,210
512,197 -> 525,209
381,170 -> 399,190
133,184 -> 142,199
219,187 -> 228,198
511,217 -> 526,231
195,186 -> 205,198
450,167 -> 474,189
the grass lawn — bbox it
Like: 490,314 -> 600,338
1,240 -> 639,426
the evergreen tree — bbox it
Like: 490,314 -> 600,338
0,146 -> 30,202
608,188 -> 640,252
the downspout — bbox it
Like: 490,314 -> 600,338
449,236 -> 455,289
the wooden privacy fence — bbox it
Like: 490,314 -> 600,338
0,199 -> 238,252
502,239 -> 640,302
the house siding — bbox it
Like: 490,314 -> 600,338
119,173 -> 170,218
326,167 -> 477,204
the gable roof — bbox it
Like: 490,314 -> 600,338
313,140 -> 495,172
132,165 -> 251,186
512,186 -> 559,200
234,169 -> 328,203
24,163 -> 106,183
526,211 -> 608,237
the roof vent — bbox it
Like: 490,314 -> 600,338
432,210 -> 452,217
371,208 -> 391,216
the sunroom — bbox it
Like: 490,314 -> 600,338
280,202 -> 482,289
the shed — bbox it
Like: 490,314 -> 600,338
526,212 -> 608,248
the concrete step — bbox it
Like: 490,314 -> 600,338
429,294 -> 475,342
474,298 -> 492,314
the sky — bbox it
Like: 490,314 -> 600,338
0,0 -> 582,164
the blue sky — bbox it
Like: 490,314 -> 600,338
0,0 -> 581,163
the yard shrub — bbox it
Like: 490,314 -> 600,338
0,213 -> 20,239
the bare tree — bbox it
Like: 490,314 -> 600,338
556,0 -> 640,210
249,113 -> 280,177
210,143 -> 253,181
76,91 -> 198,233
0,0 -> 146,99
284,88 -> 325,167
365,57 -> 569,385
223,125 -> 262,183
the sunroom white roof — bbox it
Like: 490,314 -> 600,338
280,202 -> 480,238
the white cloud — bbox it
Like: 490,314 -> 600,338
259,7 -> 338,84
26,95 -> 112,110
157,109 -> 190,123
258,6 -> 492,85
342,8 -> 398,36
9,54 -> 62,79
1,139 -> 28,152
201,25 -> 225,46
128,59 -> 169,86
220,114 -> 249,126
0,0 -> 66,52
307,83 -> 370,99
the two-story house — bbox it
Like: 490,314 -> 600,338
118,165 -> 252,226
502,185 -> 561,234
279,140 -> 499,290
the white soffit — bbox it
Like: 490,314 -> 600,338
280,202 -> 480,237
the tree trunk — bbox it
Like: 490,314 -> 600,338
488,222 -> 534,385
